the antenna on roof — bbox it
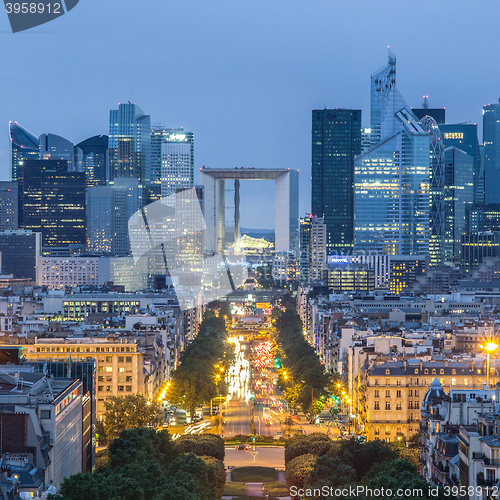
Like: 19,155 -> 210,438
422,95 -> 429,109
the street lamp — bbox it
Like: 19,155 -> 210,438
482,342 -> 498,387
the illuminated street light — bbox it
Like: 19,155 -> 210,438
481,342 -> 499,387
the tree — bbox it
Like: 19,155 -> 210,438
407,432 -> 420,448
304,455 -> 356,496
199,455 -> 226,499
176,434 -> 225,461
107,427 -> 180,472
103,394 -> 161,441
284,383 -> 302,409
95,420 -> 108,446
219,303 -> 232,323
271,306 -> 282,320
163,453 -> 219,500
286,454 -> 316,490
335,438 -> 398,480
285,434 -> 335,465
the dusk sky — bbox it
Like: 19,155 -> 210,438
1,0 -> 499,229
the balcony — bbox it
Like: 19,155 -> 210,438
483,456 -> 500,466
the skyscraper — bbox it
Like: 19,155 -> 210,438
161,132 -> 194,200
108,103 -> 151,193
39,133 -> 82,172
354,54 -> 439,260
443,147 -> 474,264
440,123 -> 481,203
9,121 -> 39,182
0,182 -> 18,231
77,135 -> 108,188
299,214 -> 326,283
483,100 -> 500,203
311,109 -> 361,255
86,182 -> 135,256
18,160 -> 86,247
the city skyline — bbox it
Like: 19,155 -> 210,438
2,1 -> 500,229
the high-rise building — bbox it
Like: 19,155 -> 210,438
0,181 -> 18,230
161,131 -> 195,201
440,123 -> 481,203
0,230 -> 41,282
354,54 -> 438,261
298,214 -> 327,283
108,103 -> 151,193
461,233 -> 500,268
311,109 -> 361,256
299,215 -> 312,283
39,132 -> 82,172
483,100 -> 500,203
9,121 -> 39,182
18,159 -> 86,247
467,203 -> 500,234
151,127 -> 194,189
86,179 -> 139,256
77,135 -> 108,188
444,147 -> 474,264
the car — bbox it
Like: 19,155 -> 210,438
236,444 -> 250,450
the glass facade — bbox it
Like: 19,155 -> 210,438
311,109 -> 361,255
483,100 -> 500,203
0,181 -> 18,230
355,55 -> 435,260
108,103 -> 151,205
444,147 -> 474,264
9,121 -> 39,182
19,160 -> 86,247
467,203 -> 500,234
39,133 -> 82,172
299,215 -> 312,283
440,123 -> 481,203
77,135 -> 108,188
0,230 -> 40,281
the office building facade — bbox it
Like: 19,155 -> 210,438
444,147 -> 474,264
354,54 -> 437,261
39,133 -> 82,172
77,135 -> 108,188
467,203 -> 500,234
461,233 -> 500,268
440,123 -> 482,204
151,127 -> 194,192
19,160 -> 86,247
161,133 -> 195,201
108,103 -> 151,191
9,121 -> 39,182
483,100 -> 500,204
311,108 -> 361,255
0,181 -> 18,231
0,230 -> 41,281
86,180 -> 138,256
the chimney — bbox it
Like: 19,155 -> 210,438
471,359 -> 474,371
445,360 -> 449,367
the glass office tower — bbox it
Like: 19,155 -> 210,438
77,135 -> 108,188
355,54 -> 437,260
311,109 -> 361,255
9,121 -> 39,182
108,103 -> 151,201
443,146 -> 474,264
483,100 -> 500,203
440,123 -> 481,203
19,160 -> 86,247
39,133 -> 82,172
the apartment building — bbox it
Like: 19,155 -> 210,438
358,358 -> 500,443
22,337 -> 144,419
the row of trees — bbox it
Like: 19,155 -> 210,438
166,310 -> 234,418
50,429 -> 226,500
285,434 -> 442,500
273,308 -> 330,413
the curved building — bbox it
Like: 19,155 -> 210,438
77,135 -> 108,188
39,133 -> 82,172
9,121 -> 39,181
